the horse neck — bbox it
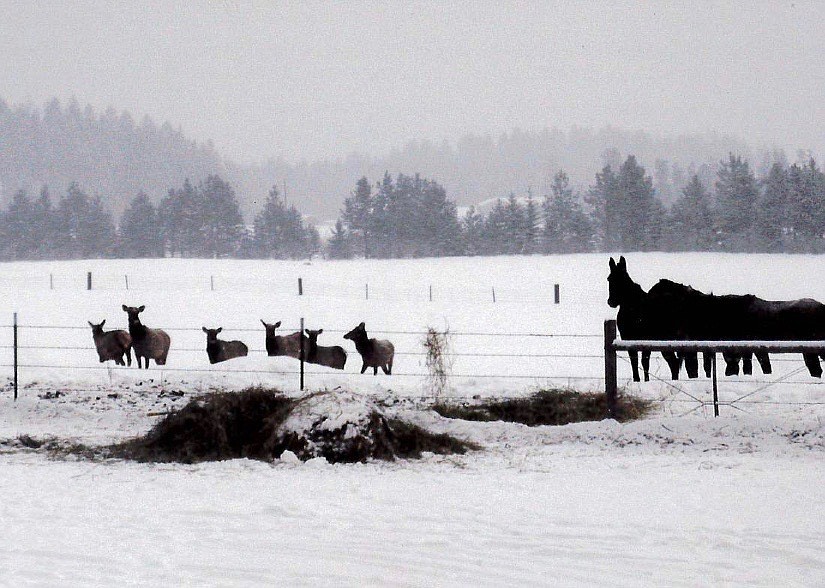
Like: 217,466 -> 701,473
618,281 -> 647,310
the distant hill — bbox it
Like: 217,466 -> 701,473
1,96 -> 771,223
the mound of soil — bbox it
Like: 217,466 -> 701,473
433,388 -> 651,426
110,388 -> 476,464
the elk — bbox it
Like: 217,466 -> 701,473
88,320 -> 132,366
202,327 -> 248,364
122,305 -> 171,368
343,322 -> 394,375
304,328 -> 347,370
261,320 -> 306,359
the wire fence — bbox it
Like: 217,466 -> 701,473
3,317 -> 824,416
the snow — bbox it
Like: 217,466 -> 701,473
1,252 -> 824,585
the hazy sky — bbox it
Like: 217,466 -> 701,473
2,1 -> 824,164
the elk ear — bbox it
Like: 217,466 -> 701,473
122,304 -> 128,311
138,305 -> 145,312
318,328 -> 323,334
100,319 -> 105,327
202,327 -> 208,333
274,321 -> 281,328
359,322 -> 365,328
88,321 -> 94,327
261,319 -> 268,327
305,329 -> 311,335
609,257 -> 616,269
217,327 -> 222,333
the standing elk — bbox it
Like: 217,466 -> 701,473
88,320 -> 132,366
202,327 -> 248,364
261,320 -> 306,360
122,305 -> 171,368
304,328 -> 347,370
343,322 -> 394,375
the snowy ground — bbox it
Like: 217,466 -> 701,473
1,253 -> 824,586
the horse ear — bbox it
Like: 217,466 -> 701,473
618,256 -> 626,269
609,257 -> 616,269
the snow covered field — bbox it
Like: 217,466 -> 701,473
1,253 -> 824,586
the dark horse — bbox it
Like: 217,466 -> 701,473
607,256 -> 682,381
644,279 -> 772,378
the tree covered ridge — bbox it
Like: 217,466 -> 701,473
2,153 -> 825,260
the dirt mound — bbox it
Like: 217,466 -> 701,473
110,388 -> 476,464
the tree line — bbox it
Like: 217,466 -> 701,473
1,152 -> 824,260
0,176 -> 319,260
332,154 -> 825,257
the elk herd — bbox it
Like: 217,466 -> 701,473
88,307 -> 394,375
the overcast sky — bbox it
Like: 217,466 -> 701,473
2,1 -> 824,164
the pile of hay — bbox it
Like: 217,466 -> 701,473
111,388 -> 476,464
433,388 -> 652,426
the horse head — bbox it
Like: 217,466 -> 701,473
607,256 -> 636,308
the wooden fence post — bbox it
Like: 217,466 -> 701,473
50,274 -> 53,290
87,272 -> 92,290
429,285 -> 433,302
604,319 -> 618,419
13,312 -> 18,401
366,284 -> 369,300
298,278 -> 303,296
554,284 -> 560,304
711,353 -> 720,417
210,276 -> 214,291
125,275 -> 129,290
299,317 -> 305,391
492,287 -> 496,303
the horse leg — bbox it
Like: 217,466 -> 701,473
741,352 -> 753,375
723,353 -> 739,376
755,352 -> 772,375
683,352 -> 699,379
803,353 -> 822,377
663,351 -> 681,380
703,352 -> 713,377
641,351 -> 651,382
629,350 -> 640,382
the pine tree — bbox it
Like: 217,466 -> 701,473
197,175 -> 244,258
523,191 -> 540,254
755,163 -> 789,252
585,165 -> 618,251
614,155 -> 659,251
543,170 -> 592,253
461,206 -> 484,255
342,176 -> 373,257
669,175 -> 714,251
787,159 -> 825,250
120,192 -> 162,258
33,186 -> 57,259
714,154 -> 758,250
327,219 -> 352,259
4,189 -> 36,259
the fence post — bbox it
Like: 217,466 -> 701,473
366,283 -> 369,300
711,353 -> 720,417
429,285 -> 433,302
298,278 -> 303,296
50,273 -> 53,290
604,319 -> 618,419
125,275 -> 129,290
13,312 -> 18,401
299,317 -> 305,391
492,287 -> 496,303
210,275 -> 214,291
554,284 -> 560,304
87,272 -> 92,290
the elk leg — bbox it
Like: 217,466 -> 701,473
361,363 -> 368,374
